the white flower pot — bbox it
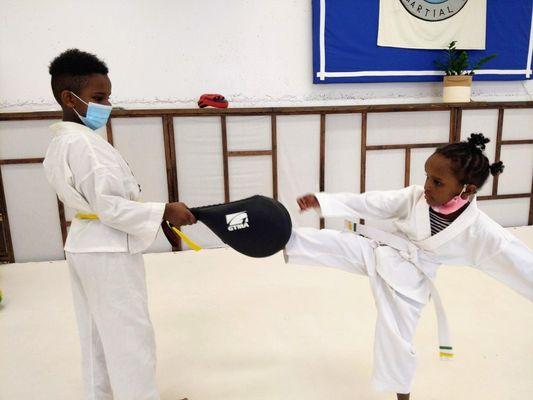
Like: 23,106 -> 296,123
442,75 -> 472,103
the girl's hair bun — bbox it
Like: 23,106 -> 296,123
489,161 -> 505,176
467,133 -> 490,152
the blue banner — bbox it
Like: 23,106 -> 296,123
313,0 -> 533,83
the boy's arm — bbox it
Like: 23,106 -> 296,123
312,186 -> 417,220
76,165 -> 195,254
68,136 -> 195,236
78,166 -> 166,241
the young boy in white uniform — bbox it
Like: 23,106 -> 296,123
286,134 -> 533,399
44,49 -> 194,400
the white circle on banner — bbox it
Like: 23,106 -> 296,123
399,0 -> 468,22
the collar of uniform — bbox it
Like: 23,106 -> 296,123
49,121 -> 93,135
414,197 -> 479,251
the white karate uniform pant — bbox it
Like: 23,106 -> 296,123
284,228 -> 425,394
66,252 -> 160,400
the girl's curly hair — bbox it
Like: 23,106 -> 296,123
435,133 -> 504,187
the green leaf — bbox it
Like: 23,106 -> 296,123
433,41 -> 497,76
470,54 -> 498,73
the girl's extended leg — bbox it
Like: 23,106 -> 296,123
285,228 -> 424,396
284,227 -> 375,275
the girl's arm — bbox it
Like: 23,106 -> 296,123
306,186 -> 418,221
475,235 -> 533,302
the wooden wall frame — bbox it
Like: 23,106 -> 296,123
1,101 -> 532,262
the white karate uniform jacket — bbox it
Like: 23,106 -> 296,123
43,121 -> 165,254
316,185 -> 533,303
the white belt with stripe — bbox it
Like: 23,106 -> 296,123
352,222 -> 454,360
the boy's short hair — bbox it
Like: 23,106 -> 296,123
49,49 -> 108,103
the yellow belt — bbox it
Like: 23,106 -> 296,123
75,212 -> 202,251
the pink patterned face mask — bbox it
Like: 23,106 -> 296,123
431,185 -> 469,215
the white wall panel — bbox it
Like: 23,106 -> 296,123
2,164 -> 64,262
365,148 -> 405,232
324,114 -> 361,193
367,111 -> 449,146
324,114 -> 361,230
112,117 -> 170,253
0,120 -> 60,159
227,116 -> 271,151
460,110 -> 499,197
410,147 -> 437,187
498,145 -> 533,195
502,109 -> 533,140
228,157 -> 273,201
478,198 -> 530,227
277,115 -> 320,229
366,149 -> 405,192
112,118 -> 168,201
174,117 -> 225,249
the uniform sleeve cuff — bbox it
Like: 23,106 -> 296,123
314,192 -> 333,217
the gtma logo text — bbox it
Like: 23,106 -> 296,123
226,211 -> 250,231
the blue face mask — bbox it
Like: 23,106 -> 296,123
70,92 -> 112,130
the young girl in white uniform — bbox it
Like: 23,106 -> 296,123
285,133 -> 533,400
44,49 -> 195,400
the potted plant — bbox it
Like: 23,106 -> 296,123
434,41 -> 497,103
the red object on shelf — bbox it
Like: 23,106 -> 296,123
198,94 -> 229,108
